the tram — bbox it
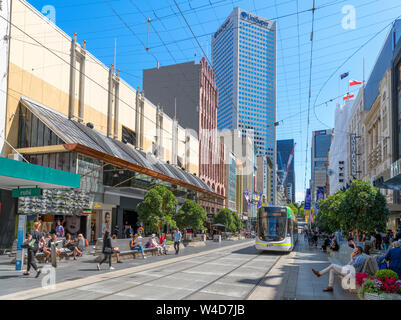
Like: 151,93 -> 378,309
255,205 -> 298,252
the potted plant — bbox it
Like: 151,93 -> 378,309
358,269 -> 401,300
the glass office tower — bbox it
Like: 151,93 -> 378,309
212,7 -> 277,201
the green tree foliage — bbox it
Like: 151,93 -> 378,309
288,202 -> 305,219
316,180 -> 389,234
137,185 -> 177,234
214,208 -> 235,232
231,211 -> 244,232
174,199 -> 207,231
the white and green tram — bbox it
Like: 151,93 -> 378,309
255,206 -> 298,252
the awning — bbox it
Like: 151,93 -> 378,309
0,156 -> 80,190
19,97 -> 223,199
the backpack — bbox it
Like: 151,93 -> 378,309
85,239 -> 89,247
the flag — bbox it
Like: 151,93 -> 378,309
349,79 -> 363,86
343,93 -> 355,101
340,72 -> 349,79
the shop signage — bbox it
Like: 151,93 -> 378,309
12,187 -> 42,198
350,134 -> 357,177
82,209 -> 92,215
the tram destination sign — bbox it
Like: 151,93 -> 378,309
12,187 -> 42,198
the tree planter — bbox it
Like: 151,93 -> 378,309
362,292 -> 401,300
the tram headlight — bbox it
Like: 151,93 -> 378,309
259,236 -> 263,240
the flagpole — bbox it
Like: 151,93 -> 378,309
363,57 -> 365,110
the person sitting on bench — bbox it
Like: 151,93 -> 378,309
151,234 -> 163,255
111,235 -> 123,263
130,233 -> 146,259
312,246 -> 366,292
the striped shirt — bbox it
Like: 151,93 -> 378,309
348,254 -> 366,273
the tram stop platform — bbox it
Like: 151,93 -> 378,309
248,238 -> 358,300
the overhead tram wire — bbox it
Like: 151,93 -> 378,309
312,14 -> 401,129
35,0 -> 381,60
304,0 -> 316,198
76,8 -> 397,65
296,0 -> 303,152
129,0 -> 201,109
274,0 -> 293,141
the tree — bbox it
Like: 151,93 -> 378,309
342,180 -> 389,233
137,185 -> 177,234
316,190 -> 344,233
289,202 -> 305,219
231,211 -> 243,233
174,199 -> 207,231
317,180 -> 389,234
214,208 -> 236,232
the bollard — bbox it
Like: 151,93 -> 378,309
51,243 -> 57,268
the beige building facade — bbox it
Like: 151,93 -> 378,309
1,0 -> 223,239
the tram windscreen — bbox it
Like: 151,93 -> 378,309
258,208 -> 287,241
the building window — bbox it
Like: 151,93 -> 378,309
122,126 -> 136,146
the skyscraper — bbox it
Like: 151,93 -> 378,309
212,7 -> 276,203
142,58 -> 226,216
311,129 -> 333,201
277,139 -> 295,203
212,7 -> 276,158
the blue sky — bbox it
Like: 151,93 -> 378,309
27,0 -> 401,202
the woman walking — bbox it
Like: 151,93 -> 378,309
97,231 -> 114,270
24,222 -> 42,277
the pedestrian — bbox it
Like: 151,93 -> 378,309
125,225 -> 134,239
375,231 -> 382,251
55,220 -> 64,238
113,224 -> 119,238
97,230 -> 114,270
174,228 -> 182,255
23,222 -> 42,278
383,232 -> 391,252
308,231 -> 313,247
313,231 -> 318,247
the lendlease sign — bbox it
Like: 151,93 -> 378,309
240,11 -> 270,29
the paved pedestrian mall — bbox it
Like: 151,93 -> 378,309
0,239 -> 357,300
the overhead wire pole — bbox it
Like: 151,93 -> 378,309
304,0 -> 316,228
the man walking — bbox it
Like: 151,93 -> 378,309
174,228 -> 182,255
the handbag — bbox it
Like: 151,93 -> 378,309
103,247 -> 112,254
22,238 -> 36,249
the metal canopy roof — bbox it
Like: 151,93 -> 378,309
20,97 -> 219,198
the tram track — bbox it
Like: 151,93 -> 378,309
181,253 -> 266,300
93,242 -> 256,300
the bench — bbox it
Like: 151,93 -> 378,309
93,238 -> 159,263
